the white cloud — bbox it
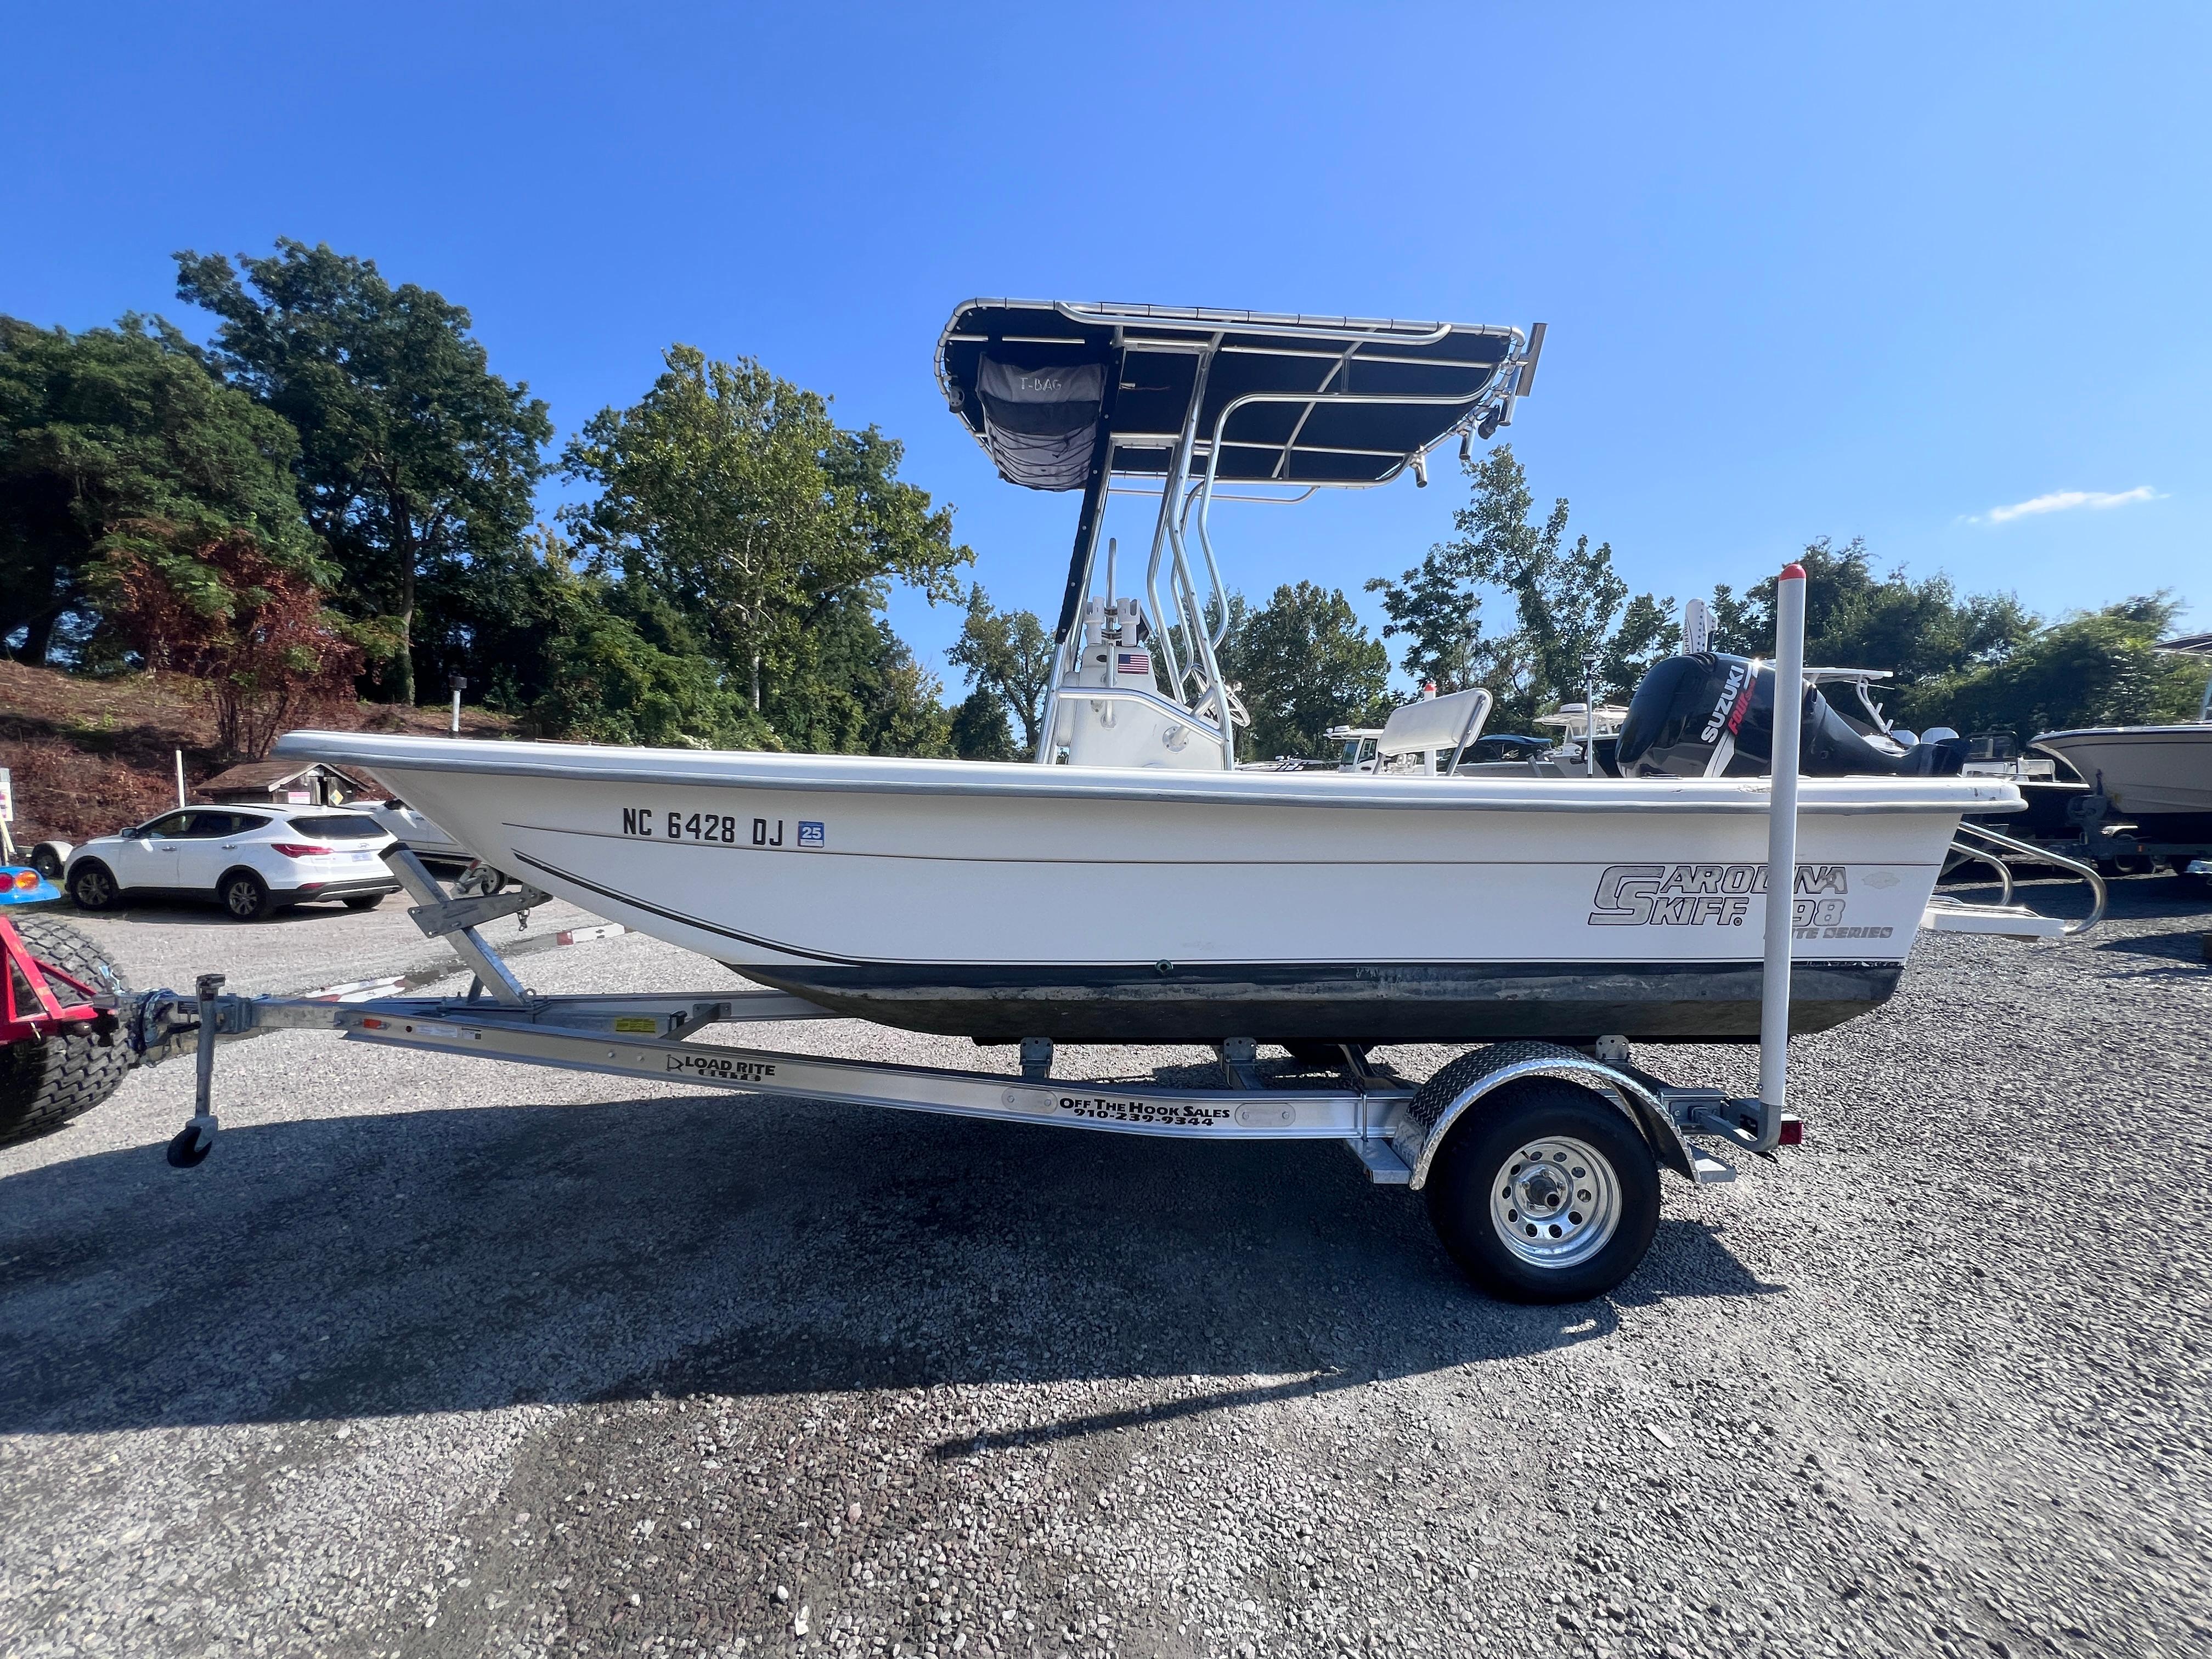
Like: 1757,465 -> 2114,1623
1976,486 -> 2162,525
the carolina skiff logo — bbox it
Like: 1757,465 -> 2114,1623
1589,862 -> 1848,927
1701,661 -> 1754,743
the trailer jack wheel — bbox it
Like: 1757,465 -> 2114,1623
166,1115 -> 217,1168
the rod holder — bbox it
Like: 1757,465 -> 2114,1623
1757,563 -> 1808,1129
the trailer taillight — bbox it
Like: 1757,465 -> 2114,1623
1779,1114 -> 1804,1147
10,870 -> 37,890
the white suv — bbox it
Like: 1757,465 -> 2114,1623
64,808 -> 400,921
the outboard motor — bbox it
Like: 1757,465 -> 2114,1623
1617,653 -> 1967,779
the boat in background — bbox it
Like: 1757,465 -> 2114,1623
2032,637 -> 2212,845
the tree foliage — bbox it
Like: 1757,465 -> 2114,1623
1367,445 -> 1669,725
175,240 -> 552,703
0,313 -> 315,663
99,528 -> 363,759
1218,580 -> 1391,759
1898,595 -> 2204,741
949,686 -> 1020,761
559,345 -> 968,753
1703,538 -> 2036,679
946,585 -> 1054,753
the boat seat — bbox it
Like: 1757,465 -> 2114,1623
1375,689 -> 1494,774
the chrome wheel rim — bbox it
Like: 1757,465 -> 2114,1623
1489,1135 -> 1621,1268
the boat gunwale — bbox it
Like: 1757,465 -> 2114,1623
276,731 -> 2022,817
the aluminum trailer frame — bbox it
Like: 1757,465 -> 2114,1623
132,846 -> 1763,1188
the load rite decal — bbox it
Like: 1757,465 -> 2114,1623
1589,862 -> 1850,928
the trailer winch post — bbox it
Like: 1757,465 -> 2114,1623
1757,562 -> 1808,1130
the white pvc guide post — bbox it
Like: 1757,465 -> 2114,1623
1758,563 -> 1808,1110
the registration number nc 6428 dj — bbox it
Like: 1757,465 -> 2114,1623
619,808 -> 825,849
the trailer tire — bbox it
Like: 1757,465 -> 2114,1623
1423,1074 -> 1659,1305
0,915 -> 134,1147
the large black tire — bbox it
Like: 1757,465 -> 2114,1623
1421,1070 -> 1661,1304
0,915 -> 134,1146
69,860 -> 121,912
219,868 -> 272,921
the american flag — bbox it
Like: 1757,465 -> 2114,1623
1116,651 -> 1151,675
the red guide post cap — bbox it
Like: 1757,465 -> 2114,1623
1779,562 -> 1807,581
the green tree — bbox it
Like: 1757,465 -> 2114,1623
1900,595 -> 2203,742
946,584 -> 1055,753
1703,538 -> 2034,678
1218,580 -> 1391,759
1599,590 -> 1679,703
1369,445 -> 1667,724
1,313 -> 315,663
949,686 -> 1020,760
560,345 -> 969,742
175,240 -> 552,704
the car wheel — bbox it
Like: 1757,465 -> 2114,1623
220,870 -> 272,921
342,893 -> 384,911
68,861 -> 121,912
28,843 -> 69,881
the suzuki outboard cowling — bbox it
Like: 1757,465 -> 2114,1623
1617,653 -> 1966,779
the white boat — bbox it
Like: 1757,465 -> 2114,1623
267,729 -> 2016,1044
275,301 -> 2024,1050
2032,646 -> 2212,842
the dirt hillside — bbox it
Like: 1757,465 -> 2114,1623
0,661 -> 514,847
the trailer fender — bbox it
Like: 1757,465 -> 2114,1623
1390,1041 -> 1697,1189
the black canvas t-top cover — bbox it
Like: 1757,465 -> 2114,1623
938,300 -> 1536,492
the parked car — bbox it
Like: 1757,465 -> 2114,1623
63,808 -> 400,921
364,799 -> 509,893
365,799 -> 469,867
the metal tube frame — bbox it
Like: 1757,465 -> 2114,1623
1757,568 -> 1808,1131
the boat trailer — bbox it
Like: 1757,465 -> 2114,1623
104,565 -> 2105,1302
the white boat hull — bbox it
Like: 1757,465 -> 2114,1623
273,733 -> 2021,1045
2032,725 -> 2212,834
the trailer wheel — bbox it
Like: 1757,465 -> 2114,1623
165,1124 -> 213,1167
0,915 -> 135,1147
1423,1075 -> 1659,1304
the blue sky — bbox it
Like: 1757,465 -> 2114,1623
5,3 -> 2204,690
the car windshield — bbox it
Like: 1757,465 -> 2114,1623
287,814 -> 388,840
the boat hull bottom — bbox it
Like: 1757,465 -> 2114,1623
734,960 -> 1906,1046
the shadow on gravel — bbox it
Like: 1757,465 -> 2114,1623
2090,926 -> 2211,965
0,1092 -> 1771,1438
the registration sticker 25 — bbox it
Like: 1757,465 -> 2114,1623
618,808 -> 826,849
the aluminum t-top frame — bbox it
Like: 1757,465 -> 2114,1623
935,301 -> 1545,769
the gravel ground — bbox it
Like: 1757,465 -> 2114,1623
2,876 -> 2208,1659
